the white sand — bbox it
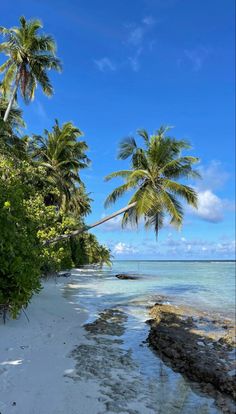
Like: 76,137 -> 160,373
0,279 -> 103,414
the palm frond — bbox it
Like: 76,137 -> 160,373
118,136 -> 137,159
104,182 -> 134,208
104,170 -> 132,181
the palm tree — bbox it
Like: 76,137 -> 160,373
45,126 -> 200,244
30,120 -> 90,211
0,94 -> 28,159
67,185 -> 92,217
0,16 -> 61,122
0,96 -> 25,130
104,127 -> 200,237
96,245 -> 112,267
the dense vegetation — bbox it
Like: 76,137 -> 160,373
0,17 -> 111,318
0,17 -> 199,319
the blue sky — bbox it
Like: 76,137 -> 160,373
1,0 -> 235,259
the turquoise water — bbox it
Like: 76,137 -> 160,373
66,261 -> 235,413
78,260 -> 235,320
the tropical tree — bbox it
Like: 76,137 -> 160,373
67,185 -> 92,217
0,97 -> 25,130
104,127 -> 200,237
0,96 -> 28,159
46,126 -> 200,244
30,120 -> 90,211
0,16 -> 61,121
96,244 -> 112,267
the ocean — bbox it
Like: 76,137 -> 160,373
73,260 -> 235,320
64,260 -> 236,414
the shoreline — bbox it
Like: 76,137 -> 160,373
0,272 -> 235,414
147,301 -> 236,412
0,278 -> 103,414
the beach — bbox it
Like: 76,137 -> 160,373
0,263 -> 235,414
0,278 -> 103,414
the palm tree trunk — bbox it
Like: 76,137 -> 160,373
3,70 -> 21,122
44,202 -> 136,245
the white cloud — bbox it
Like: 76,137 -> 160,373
178,46 -> 209,72
94,57 -> 116,72
127,27 -> 144,46
126,17 -> 156,71
94,17 -> 156,73
100,214 -> 135,232
187,161 -> 234,223
195,190 -> 224,223
142,16 -> 156,26
113,242 -> 138,255
162,235 -> 235,258
198,161 -> 229,191
101,216 -> 123,231
128,48 -> 143,72
109,236 -> 235,258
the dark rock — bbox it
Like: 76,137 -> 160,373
147,303 -> 236,401
57,272 -> 71,278
115,274 -> 139,280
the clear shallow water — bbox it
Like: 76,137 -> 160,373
108,260 -> 236,320
64,261 -> 235,414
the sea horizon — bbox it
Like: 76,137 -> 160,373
113,259 -> 236,262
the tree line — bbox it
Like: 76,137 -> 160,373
0,17 -> 199,319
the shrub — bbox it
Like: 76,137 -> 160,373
0,157 -> 42,319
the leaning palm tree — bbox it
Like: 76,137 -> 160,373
30,120 -> 90,210
0,16 -> 61,121
104,127 -> 200,237
45,126 -> 200,244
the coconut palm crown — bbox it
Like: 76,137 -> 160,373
0,16 -> 61,121
30,120 -> 90,212
105,126 -> 200,237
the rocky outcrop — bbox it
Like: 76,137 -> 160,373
147,303 -> 236,401
115,274 -> 139,280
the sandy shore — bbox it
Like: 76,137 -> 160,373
1,273 -> 235,414
0,279 -> 103,414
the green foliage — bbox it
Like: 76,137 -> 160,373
0,157 -> 42,318
0,16 -> 112,320
0,16 -> 61,101
105,127 -> 200,238
29,120 -> 91,212
70,234 -> 112,268
0,151 -> 111,319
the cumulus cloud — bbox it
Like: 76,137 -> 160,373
109,235 -> 235,258
198,161 -> 230,191
195,190 -> 224,223
113,242 -> 138,255
187,160 -> 233,223
162,235 -> 235,258
94,57 -> 116,72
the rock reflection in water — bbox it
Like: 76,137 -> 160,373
65,304 -> 222,414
